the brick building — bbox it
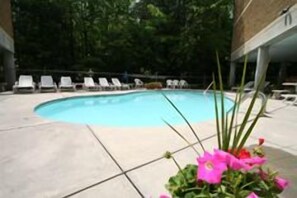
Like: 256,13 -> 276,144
230,0 -> 297,88
0,0 -> 15,89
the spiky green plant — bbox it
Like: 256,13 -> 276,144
162,52 -> 267,154
213,52 -> 267,153
162,54 -> 287,198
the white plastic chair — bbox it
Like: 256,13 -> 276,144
39,75 -> 57,92
112,78 -> 130,90
134,78 -> 144,88
13,75 -> 35,93
98,78 -> 116,90
172,80 -> 179,89
232,81 -> 254,92
166,79 -> 173,88
83,77 -> 99,91
58,76 -> 76,91
179,80 -> 189,89
281,94 -> 297,105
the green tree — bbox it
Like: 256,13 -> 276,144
12,0 -> 234,79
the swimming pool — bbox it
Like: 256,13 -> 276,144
35,90 -> 234,127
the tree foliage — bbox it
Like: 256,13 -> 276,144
12,0 -> 233,76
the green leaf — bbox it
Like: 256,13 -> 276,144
215,51 -> 226,150
165,164 -> 198,197
212,75 -> 222,149
230,56 -> 248,151
236,75 -> 267,151
234,174 -> 243,188
163,119 -> 200,156
162,93 -> 205,152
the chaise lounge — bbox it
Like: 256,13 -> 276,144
39,75 -> 57,92
13,75 -> 35,93
58,76 -> 76,91
98,78 -> 116,90
111,78 -> 130,90
83,77 -> 100,91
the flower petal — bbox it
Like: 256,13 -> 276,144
197,151 -> 227,184
242,156 -> 266,166
275,176 -> 289,190
258,138 -> 265,145
247,192 -> 259,198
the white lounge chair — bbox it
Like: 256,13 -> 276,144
111,78 -> 130,90
232,81 -> 270,92
39,75 -> 57,92
58,76 -> 76,91
232,81 -> 254,92
13,75 -> 35,93
179,80 -> 189,89
172,80 -> 180,89
134,78 -> 144,88
98,78 -> 116,90
253,81 -> 270,92
166,79 -> 173,88
83,77 -> 99,91
272,89 -> 290,99
281,94 -> 297,105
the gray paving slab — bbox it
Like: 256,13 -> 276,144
127,155 -> 178,198
223,97 -> 297,156
89,124 -> 216,171
248,117 -> 297,154
0,122 -> 121,198
288,145 -> 297,150
0,93 -> 63,130
70,176 -> 141,198
127,147 -> 206,198
262,146 -> 297,198
88,125 -> 188,171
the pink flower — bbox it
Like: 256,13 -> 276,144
258,138 -> 265,145
242,156 -> 266,170
197,151 -> 227,184
159,194 -> 171,198
275,176 -> 289,190
214,149 -> 266,171
214,149 -> 248,170
213,149 -> 229,161
228,154 -> 249,170
258,170 -> 269,180
247,192 -> 258,198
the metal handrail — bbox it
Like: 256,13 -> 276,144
203,81 -> 214,94
240,90 -> 267,114
16,68 -> 207,80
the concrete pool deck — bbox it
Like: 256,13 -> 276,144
0,90 -> 296,198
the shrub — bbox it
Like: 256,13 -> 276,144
145,82 -> 163,89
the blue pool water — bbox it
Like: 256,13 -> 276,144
35,90 -> 234,127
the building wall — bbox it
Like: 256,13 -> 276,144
0,0 -> 15,89
0,0 -> 13,38
232,0 -> 297,52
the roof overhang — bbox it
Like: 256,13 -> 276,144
231,4 -> 297,63
0,26 -> 14,53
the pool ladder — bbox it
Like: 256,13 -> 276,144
240,90 -> 267,115
203,81 -> 214,94
203,81 -> 267,115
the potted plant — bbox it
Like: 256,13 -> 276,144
161,55 -> 288,198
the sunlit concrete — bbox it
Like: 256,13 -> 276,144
0,90 -> 296,197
